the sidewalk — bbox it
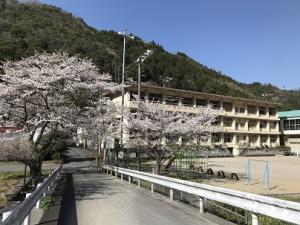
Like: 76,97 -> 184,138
40,147 -> 230,225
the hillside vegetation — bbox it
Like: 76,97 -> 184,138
1,0 -> 300,110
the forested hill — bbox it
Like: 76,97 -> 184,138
1,0 -> 300,110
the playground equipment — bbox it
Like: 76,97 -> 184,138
171,149 -> 240,181
172,150 -> 208,179
245,159 -> 270,190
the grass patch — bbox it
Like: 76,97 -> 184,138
0,172 -> 25,208
274,194 -> 300,203
0,195 -> 6,208
40,196 -> 56,211
0,172 -> 24,192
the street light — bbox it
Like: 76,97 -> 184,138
118,29 -> 134,153
118,30 -> 134,108
136,50 -> 153,99
163,76 -> 173,87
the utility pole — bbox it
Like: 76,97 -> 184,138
118,29 -> 134,154
137,59 -> 141,99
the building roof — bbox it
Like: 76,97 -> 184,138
278,110 -> 300,118
126,83 -> 281,107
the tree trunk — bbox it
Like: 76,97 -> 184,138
103,148 -> 107,164
165,154 -> 176,170
137,151 -> 141,171
28,159 -> 42,185
156,160 -> 162,175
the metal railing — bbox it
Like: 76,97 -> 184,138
103,165 -> 300,225
1,165 -> 62,225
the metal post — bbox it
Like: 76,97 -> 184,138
170,188 -> 174,201
121,173 -> 123,180
151,167 -> 155,193
128,176 -> 131,184
252,213 -> 258,225
43,178 -> 47,197
138,60 -> 141,100
199,197 -> 204,213
36,183 -> 42,209
245,210 -> 249,225
138,179 -> 141,188
2,211 -> 12,222
120,29 -> 126,154
23,193 -> 31,225
23,164 -> 27,188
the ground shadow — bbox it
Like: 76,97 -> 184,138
57,173 -> 78,225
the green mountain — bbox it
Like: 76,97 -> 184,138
1,0 -> 300,110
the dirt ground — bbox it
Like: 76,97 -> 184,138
205,156 -> 300,195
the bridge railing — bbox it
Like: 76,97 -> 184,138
103,165 -> 300,225
1,165 -> 62,225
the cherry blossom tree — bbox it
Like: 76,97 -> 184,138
125,100 -> 220,174
78,98 -> 121,169
0,133 -> 36,163
0,52 -> 119,180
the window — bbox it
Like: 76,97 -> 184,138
213,116 -> 221,125
223,102 -> 232,112
269,107 -> 276,116
212,133 -> 221,142
196,99 -> 207,106
290,120 -> 296,130
130,92 -> 146,101
249,120 -> 257,128
210,101 -> 220,109
181,97 -> 193,107
148,93 -> 162,103
271,135 -> 278,143
239,108 -> 245,113
284,120 -> 290,130
223,117 -> 233,127
224,134 -> 232,143
270,121 -> 277,129
259,107 -> 266,115
296,119 -> 300,130
239,121 -> 245,128
249,135 -> 257,144
260,120 -> 267,129
165,95 -> 179,105
247,105 -> 256,114
261,135 -> 268,144
283,119 -> 300,131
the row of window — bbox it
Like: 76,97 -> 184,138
212,133 -> 278,143
130,93 -> 276,115
283,119 -> 300,130
214,117 -> 278,129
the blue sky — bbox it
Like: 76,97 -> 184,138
40,0 -> 300,90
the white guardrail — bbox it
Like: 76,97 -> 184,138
103,165 -> 300,225
1,165 -> 62,225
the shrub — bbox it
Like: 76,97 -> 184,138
40,196 -> 56,211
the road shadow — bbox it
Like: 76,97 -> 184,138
73,170 -> 123,201
57,173 -> 78,225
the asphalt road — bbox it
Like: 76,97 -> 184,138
59,147 -> 223,225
